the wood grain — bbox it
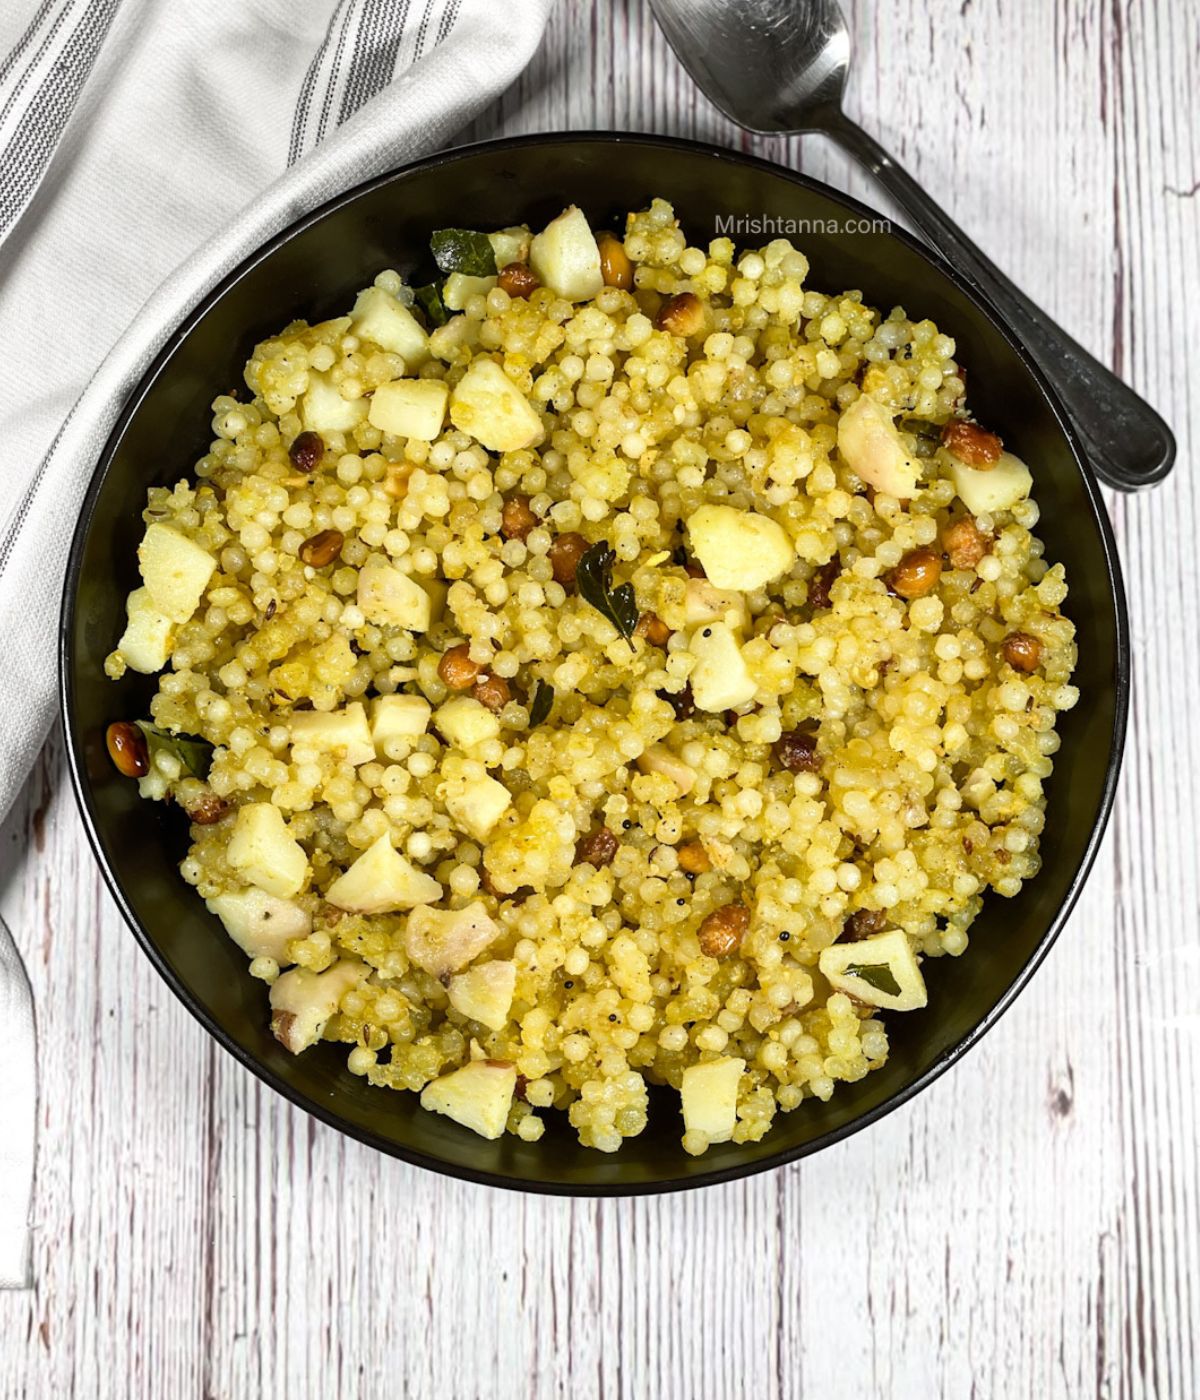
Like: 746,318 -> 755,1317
2,0 -> 1198,1395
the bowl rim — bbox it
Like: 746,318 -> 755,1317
59,129 -> 1130,1195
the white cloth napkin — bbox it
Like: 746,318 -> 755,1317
0,0 -> 553,1289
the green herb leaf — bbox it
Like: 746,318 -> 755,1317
430,229 -> 497,278
843,962 -> 902,998
135,721 -> 214,780
575,541 -> 638,641
413,282 -> 448,328
900,417 -> 943,459
528,680 -> 555,727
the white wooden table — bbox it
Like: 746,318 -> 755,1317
2,2 -> 1197,1395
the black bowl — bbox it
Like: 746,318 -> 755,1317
61,133 -> 1131,1194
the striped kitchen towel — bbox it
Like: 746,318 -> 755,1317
0,0 -> 553,1289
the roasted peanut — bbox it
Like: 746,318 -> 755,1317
384,461 -> 415,499
697,902 -> 750,958
676,840 -> 712,876
655,291 -> 704,336
271,1010 -> 298,1050
773,724 -> 820,774
298,529 -> 344,568
501,493 -> 538,541
597,232 -> 634,290
497,262 -> 539,299
843,908 -> 887,941
941,419 -> 1003,467
548,531 -> 589,588
438,643 -> 483,690
634,612 -> 672,647
807,556 -> 842,610
184,791 -> 232,825
1002,631 -> 1042,672
942,517 -> 990,570
106,721 -> 149,778
575,825 -> 618,868
288,430 -> 324,473
886,548 -> 942,600
472,673 -> 511,712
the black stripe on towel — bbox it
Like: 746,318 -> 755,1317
338,0 -> 412,125
0,0 -> 122,243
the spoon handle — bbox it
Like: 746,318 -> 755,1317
823,112 -> 1174,492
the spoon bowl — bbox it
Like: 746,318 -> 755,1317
653,0 -> 850,133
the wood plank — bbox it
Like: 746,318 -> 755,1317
1,0 -> 1197,1395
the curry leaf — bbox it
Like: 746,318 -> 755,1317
900,417 -> 943,459
430,229 -> 497,278
575,541 -> 638,641
843,962 -> 901,998
413,281 -> 448,327
135,721 -> 213,780
528,680 -> 555,727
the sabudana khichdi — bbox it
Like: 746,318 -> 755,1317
104,199 -> 1078,1154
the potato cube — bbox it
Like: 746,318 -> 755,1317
685,504 -> 793,592
117,586 -> 176,673
351,285 -> 429,366
137,523 -> 217,624
357,556 -> 432,631
428,313 -> 481,363
445,771 -> 512,841
301,370 -> 368,434
419,1059 -> 517,1140
368,378 -> 449,440
404,900 -> 501,978
681,1056 -> 745,1144
287,702 -> 374,765
269,960 -> 366,1053
206,888 -> 310,962
442,272 -> 497,310
528,206 -> 603,301
818,928 -> 928,1011
436,696 -> 500,752
449,358 -> 543,452
836,393 -> 921,499
447,960 -> 517,1031
948,450 -> 1033,517
226,803 -> 309,898
688,622 -> 757,712
325,834 -> 442,913
683,577 -> 748,632
488,226 -> 531,268
370,694 -> 431,753
636,743 -> 695,797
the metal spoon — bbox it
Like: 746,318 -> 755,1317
647,0 -> 1175,491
